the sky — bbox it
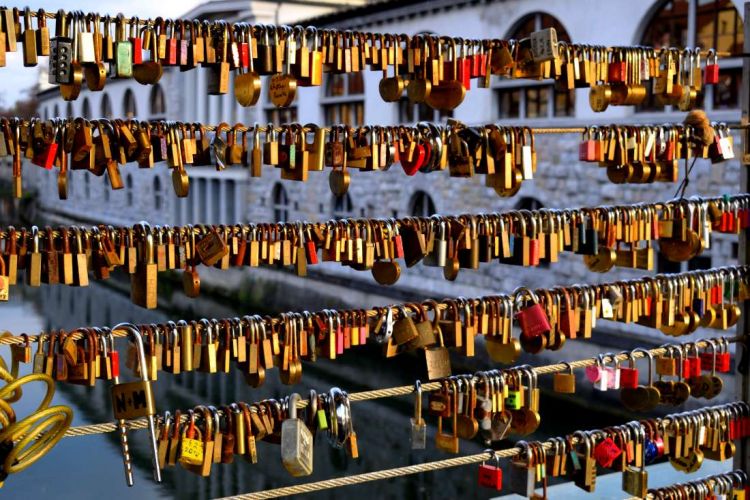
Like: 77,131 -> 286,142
1,0 -> 205,106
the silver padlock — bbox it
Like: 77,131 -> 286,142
109,323 -> 162,486
529,27 -> 558,62
281,393 -> 314,477
410,381 -> 426,449
509,441 -> 535,496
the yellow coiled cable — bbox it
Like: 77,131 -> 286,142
0,333 -> 72,485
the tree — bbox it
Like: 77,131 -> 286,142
0,82 -> 39,119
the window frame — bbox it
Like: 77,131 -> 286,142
320,73 -> 366,126
637,0 -> 743,114
493,12 -> 575,121
272,183 -> 290,222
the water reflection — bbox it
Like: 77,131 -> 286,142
3,280 -> 735,499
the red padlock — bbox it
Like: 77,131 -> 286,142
619,359 -> 639,389
456,43 -> 472,91
593,437 -> 622,468
558,291 -> 577,339
32,139 -> 58,170
578,128 -> 597,162
128,18 -> 143,65
704,49 -> 719,85
399,143 -> 426,176
477,455 -> 502,490
514,288 -> 551,339
607,50 -> 627,83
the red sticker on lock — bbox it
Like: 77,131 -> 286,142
32,142 -> 58,170
594,437 -> 622,468
689,357 -> 701,378
716,352 -> 730,373
110,351 -> 120,378
305,240 -> 318,265
529,239 -> 540,266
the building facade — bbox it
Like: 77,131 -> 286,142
29,0 -> 746,341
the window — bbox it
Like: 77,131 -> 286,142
398,98 -> 452,123
496,13 -> 574,120
639,0 -> 743,111
508,12 -> 571,41
103,176 -> 110,202
498,84 -> 574,119
81,98 -> 90,117
409,191 -> 436,217
641,0 -> 741,53
657,253 -> 712,273
265,106 -> 298,124
150,84 -> 166,117
154,177 -> 162,211
497,88 -> 521,119
126,175 -> 133,206
225,181 -> 236,222
123,89 -> 137,118
332,193 -> 354,219
66,102 -> 73,118
321,73 -> 365,126
53,104 -> 59,118
688,254 -> 712,271
516,197 -> 544,211
84,174 -> 90,199
713,66 -> 741,109
272,183 -> 289,221
100,93 -> 113,119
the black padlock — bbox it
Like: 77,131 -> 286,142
48,10 -> 72,84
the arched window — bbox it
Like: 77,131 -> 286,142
639,0 -> 743,110
100,93 -> 113,118
321,73 -> 365,126
126,174 -> 133,206
66,102 -> 73,118
154,177 -> 163,211
508,12 -> 570,41
123,89 -> 137,118
272,183 -> 289,222
150,84 -> 166,117
332,193 -> 353,220
496,12 -> 574,120
81,98 -> 90,117
516,196 -> 544,211
409,191 -> 436,217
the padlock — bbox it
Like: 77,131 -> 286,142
281,393 -> 314,477
477,451 -> 503,490
109,323 -> 162,486
514,287 -> 551,352
704,48 -> 719,85
410,381 -> 426,449
553,362 -> 576,394
622,424 -> 648,498
572,431 -> 596,492
509,441 -> 535,496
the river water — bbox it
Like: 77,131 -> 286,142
0,278 -> 738,499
